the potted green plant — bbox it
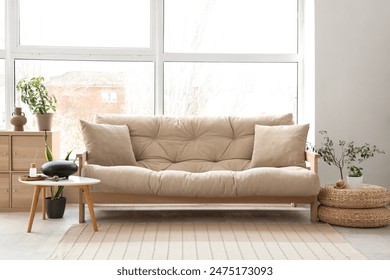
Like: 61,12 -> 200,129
317,131 -> 384,187
347,165 -> 364,188
16,76 -> 57,131
43,132 -> 76,218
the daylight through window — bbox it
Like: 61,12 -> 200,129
3,0 -> 302,156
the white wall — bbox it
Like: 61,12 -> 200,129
315,0 -> 390,188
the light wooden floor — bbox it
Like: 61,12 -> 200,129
1,203 -> 389,260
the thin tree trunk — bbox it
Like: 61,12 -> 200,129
339,167 -> 344,180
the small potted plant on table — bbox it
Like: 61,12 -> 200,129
347,165 -> 364,188
16,76 -> 57,131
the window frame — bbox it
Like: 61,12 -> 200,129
3,0 -> 305,129
0,0 -> 5,57
15,0 -> 156,56
1,0 -> 7,130
0,0 -> 4,51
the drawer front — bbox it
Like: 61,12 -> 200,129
11,174 -> 43,209
12,136 -> 47,171
0,174 -> 10,208
0,136 -> 9,171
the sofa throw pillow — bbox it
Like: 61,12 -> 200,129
80,120 -> 137,166
250,124 -> 309,168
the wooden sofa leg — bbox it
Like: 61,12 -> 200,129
310,197 -> 318,222
79,188 -> 85,223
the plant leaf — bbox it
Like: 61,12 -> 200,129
64,149 -> 74,161
44,130 -> 54,162
54,186 -> 65,198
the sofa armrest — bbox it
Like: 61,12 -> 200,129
76,152 -> 88,176
305,151 -> 320,173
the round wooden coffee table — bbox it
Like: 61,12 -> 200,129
19,175 -> 100,233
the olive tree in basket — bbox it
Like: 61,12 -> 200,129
317,131 -> 384,183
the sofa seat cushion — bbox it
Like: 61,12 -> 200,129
82,165 -> 320,198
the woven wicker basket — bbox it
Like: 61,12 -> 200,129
318,205 -> 390,228
319,184 -> 390,209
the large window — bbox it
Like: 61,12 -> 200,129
164,0 -> 297,53
0,0 -> 4,49
4,0 -> 303,155
164,63 -> 297,115
15,60 -> 154,153
163,0 -> 299,119
0,0 -> 5,129
0,59 -> 5,128
19,0 -> 150,48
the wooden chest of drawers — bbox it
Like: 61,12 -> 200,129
0,131 -> 60,211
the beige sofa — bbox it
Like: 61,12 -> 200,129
78,113 -> 321,222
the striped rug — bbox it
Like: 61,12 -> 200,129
49,222 -> 366,260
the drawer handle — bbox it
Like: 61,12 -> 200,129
12,189 -> 16,192
3,152 -> 7,156
4,189 -> 9,192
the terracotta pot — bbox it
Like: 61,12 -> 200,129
10,107 -> 27,131
36,113 -> 54,131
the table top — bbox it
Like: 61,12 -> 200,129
18,175 -> 100,186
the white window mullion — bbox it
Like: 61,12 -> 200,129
162,53 -> 300,63
11,51 -> 154,62
154,0 -> 164,115
13,46 -> 155,59
297,0 -> 305,124
4,0 -> 19,129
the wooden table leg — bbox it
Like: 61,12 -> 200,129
27,185 -> 42,233
79,188 -> 85,223
42,187 -> 46,220
82,185 -> 98,231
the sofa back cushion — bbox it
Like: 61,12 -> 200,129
80,120 -> 137,166
250,124 -> 309,168
94,113 -> 294,172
